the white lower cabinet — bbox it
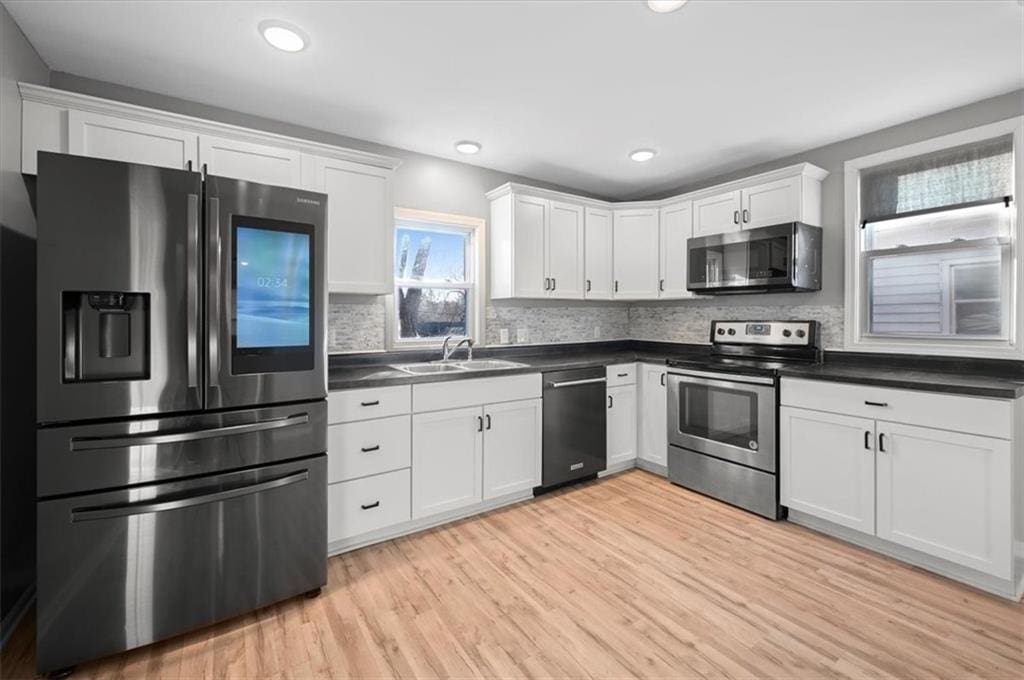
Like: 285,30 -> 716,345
876,422 -> 1011,579
327,415 -> 411,483
412,406 -> 484,519
482,399 -> 542,499
638,364 -> 667,468
607,384 -> 637,467
328,469 -> 411,543
779,407 -> 875,534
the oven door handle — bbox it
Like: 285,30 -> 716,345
667,369 -> 775,387
70,470 -> 309,522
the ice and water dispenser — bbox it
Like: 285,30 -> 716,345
62,291 -> 150,382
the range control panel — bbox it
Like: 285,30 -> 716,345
710,320 -> 816,346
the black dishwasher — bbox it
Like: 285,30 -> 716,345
540,367 -> 607,490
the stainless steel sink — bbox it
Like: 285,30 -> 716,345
390,362 -> 468,375
451,359 -> 528,371
390,359 -> 527,375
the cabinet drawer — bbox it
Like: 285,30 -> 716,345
413,374 -> 541,412
328,386 -> 411,424
327,415 -> 411,483
328,469 -> 410,542
779,378 -> 1012,440
606,363 -> 637,387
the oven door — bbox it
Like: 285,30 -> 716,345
666,369 -> 777,472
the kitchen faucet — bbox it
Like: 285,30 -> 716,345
441,336 -> 474,362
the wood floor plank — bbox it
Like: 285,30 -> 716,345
3,470 -> 1021,679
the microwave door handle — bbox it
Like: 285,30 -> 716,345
207,197 -> 221,388
69,413 -> 311,451
186,193 -> 200,388
71,470 -> 309,522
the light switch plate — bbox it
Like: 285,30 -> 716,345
516,328 -> 529,344
499,328 -> 509,344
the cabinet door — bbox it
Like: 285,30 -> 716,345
658,201 -> 692,298
612,209 -> 659,299
741,176 -> 800,229
483,399 -> 542,499
692,190 -> 741,237
67,110 -> 197,171
412,407 -> 483,520
637,365 -> 667,467
547,201 -> 585,299
876,422 -> 1011,578
607,384 -> 637,466
584,207 -> 614,299
199,134 -> 301,188
512,194 -> 549,298
309,155 -> 394,294
779,407 -> 876,534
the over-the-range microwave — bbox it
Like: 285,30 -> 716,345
686,222 -> 822,294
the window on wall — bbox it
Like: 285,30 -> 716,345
387,209 -> 483,348
845,120 -> 1022,357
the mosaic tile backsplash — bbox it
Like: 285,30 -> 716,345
327,295 -> 844,353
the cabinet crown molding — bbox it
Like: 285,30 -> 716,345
18,82 -> 402,171
485,162 -> 829,209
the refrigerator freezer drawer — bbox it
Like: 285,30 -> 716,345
38,401 -> 327,497
36,455 -> 327,674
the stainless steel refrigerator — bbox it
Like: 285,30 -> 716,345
34,152 -> 329,674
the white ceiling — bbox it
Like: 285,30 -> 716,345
5,0 -> 1023,199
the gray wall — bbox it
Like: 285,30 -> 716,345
0,1 -> 47,639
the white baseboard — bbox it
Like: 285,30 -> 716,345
788,510 -> 1021,601
1,584 -> 34,650
636,458 -> 667,477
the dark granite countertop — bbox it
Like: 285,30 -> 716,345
328,341 -> 1024,399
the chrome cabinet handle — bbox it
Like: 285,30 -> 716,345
207,196 -> 221,388
360,445 -> 380,453
864,401 -> 888,407
186,193 -> 200,389
864,431 -> 872,450
71,470 -> 308,522
742,209 -> 750,223
878,433 -> 887,452
70,413 -> 310,451
733,210 -> 739,224
360,501 -> 380,510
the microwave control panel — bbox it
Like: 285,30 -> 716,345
710,320 -> 816,346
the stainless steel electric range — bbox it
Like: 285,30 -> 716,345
665,320 -> 821,519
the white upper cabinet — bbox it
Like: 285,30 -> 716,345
741,176 -> 801,229
693,190 -> 742,237
584,207 -> 613,299
511,194 -> 549,298
658,200 -> 693,298
613,208 -> 660,299
199,134 -> 301,188
304,155 -> 395,295
67,109 -> 198,171
547,201 -> 585,299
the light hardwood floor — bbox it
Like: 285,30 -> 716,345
3,469 -> 1022,679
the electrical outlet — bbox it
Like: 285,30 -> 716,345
516,328 -> 529,344
499,328 -> 510,344
593,326 -> 601,339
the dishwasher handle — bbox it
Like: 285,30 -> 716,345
545,377 -> 607,389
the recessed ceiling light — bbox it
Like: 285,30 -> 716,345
630,149 -> 657,162
259,21 -> 308,52
647,0 -> 688,13
455,141 -> 482,154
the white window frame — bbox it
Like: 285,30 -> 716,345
385,207 -> 485,351
843,116 -> 1024,359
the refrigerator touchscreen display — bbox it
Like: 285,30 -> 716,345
235,225 -> 311,348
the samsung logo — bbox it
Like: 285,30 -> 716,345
296,197 -> 321,206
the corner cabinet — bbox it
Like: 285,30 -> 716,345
20,83 -> 399,295
780,377 -> 1020,597
486,164 -> 826,301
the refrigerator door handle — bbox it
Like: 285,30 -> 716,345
69,413 -> 311,451
187,193 -> 200,388
70,470 -> 309,522
207,196 -> 221,388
